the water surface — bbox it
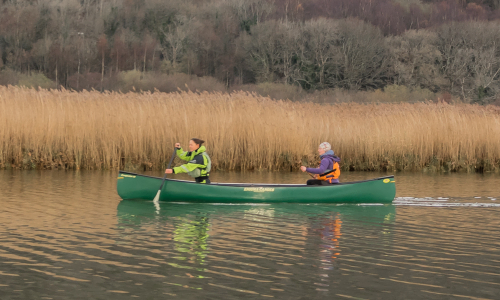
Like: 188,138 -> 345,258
1,171 -> 499,299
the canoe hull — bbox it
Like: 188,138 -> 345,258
117,172 -> 396,204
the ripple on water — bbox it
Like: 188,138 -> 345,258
0,171 -> 499,300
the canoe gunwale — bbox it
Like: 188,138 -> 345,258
118,171 -> 394,188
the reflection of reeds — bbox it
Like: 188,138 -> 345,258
1,86 -> 499,172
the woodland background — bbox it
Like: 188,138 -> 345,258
1,0 -> 500,104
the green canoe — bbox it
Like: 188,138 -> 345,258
117,171 -> 396,204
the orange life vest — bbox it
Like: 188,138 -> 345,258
317,162 -> 340,183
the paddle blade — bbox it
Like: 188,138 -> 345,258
153,190 -> 161,202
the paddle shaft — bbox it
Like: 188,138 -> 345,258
153,148 -> 177,201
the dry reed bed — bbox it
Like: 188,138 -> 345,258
0,86 -> 499,172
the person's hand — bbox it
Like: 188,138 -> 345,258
165,169 -> 173,174
300,166 -> 307,172
175,143 -> 181,148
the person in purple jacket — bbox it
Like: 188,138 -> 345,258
300,142 -> 341,185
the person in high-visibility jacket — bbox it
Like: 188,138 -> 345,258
300,142 -> 340,185
165,138 -> 211,184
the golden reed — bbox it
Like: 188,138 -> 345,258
0,86 -> 499,172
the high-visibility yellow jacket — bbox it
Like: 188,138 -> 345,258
173,146 -> 211,183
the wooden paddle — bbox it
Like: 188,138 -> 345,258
153,148 -> 177,202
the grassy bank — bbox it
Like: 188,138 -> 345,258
0,86 -> 499,172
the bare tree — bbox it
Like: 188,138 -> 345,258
334,19 -> 390,90
277,21 -> 299,85
239,21 -> 283,82
297,18 -> 339,88
387,29 -> 444,92
160,15 -> 191,73
436,22 -> 500,102
230,0 -> 275,28
97,34 -> 108,91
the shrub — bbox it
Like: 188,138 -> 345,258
383,85 -> 436,103
66,72 -> 119,91
117,71 -> 227,93
232,83 -> 307,101
18,73 -> 55,89
302,87 -> 437,104
0,69 -> 54,89
0,69 -> 20,86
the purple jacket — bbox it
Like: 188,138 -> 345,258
306,150 -> 341,182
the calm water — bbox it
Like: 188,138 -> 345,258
1,171 -> 499,300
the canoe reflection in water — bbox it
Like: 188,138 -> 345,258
172,215 -> 210,265
116,201 -> 396,295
